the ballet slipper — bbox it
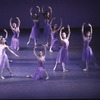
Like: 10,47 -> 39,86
53,67 -> 56,71
63,69 -> 68,72
1,76 -> 5,79
17,47 -> 19,51
46,76 -> 49,80
83,68 -> 88,71
49,49 -> 53,52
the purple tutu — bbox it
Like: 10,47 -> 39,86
32,59 -> 46,79
11,30 -> 19,50
43,20 -> 51,39
30,21 -> 40,39
56,41 -> 69,64
0,45 -> 10,69
82,39 -> 96,62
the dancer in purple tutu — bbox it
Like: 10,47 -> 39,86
49,17 -> 62,52
26,45 -> 49,80
27,6 -> 40,46
10,17 -> 20,50
0,36 -> 19,79
81,23 -> 99,71
53,25 -> 71,72
41,5 -> 52,47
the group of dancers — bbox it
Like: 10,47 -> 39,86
0,6 -> 99,80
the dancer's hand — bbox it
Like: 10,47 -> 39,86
88,23 -> 92,27
48,6 -> 52,10
4,29 -> 7,32
61,27 -> 64,29
67,25 -> 70,28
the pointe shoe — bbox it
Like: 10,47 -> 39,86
27,41 -> 30,45
10,72 -> 13,77
63,69 -> 68,72
83,68 -> 88,71
45,43 -> 48,47
53,67 -> 56,71
49,49 -> 53,52
46,76 -> 49,80
1,76 -> 5,79
26,75 -> 32,78
17,47 -> 19,51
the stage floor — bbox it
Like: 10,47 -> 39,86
0,28 -> 100,99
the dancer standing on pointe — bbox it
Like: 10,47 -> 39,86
41,5 -> 52,47
10,17 -> 20,50
49,17 -> 62,52
81,23 -> 99,71
53,25 -> 71,72
0,36 -> 19,79
26,45 -> 49,80
27,6 -> 40,46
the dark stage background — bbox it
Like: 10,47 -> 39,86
0,0 -> 100,29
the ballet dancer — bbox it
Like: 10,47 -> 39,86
49,17 -> 62,52
10,17 -> 20,50
26,45 -> 49,80
41,5 -> 52,47
53,25 -> 71,72
0,36 -> 19,79
81,23 -> 99,71
27,6 -> 40,46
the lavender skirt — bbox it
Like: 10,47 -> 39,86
82,46 -> 96,62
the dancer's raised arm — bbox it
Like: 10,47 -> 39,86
56,18 -> 62,32
9,17 -> 14,30
36,6 -> 40,15
33,46 -> 39,60
88,23 -> 93,39
60,27 -> 64,41
4,29 -> 8,40
67,25 -> 71,40
81,23 -> 85,39
30,7 -> 33,17
50,17 -> 56,30
42,45 -> 46,56
48,6 -> 52,19
16,17 -> 20,28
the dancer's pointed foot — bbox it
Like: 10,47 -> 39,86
26,75 -> 32,78
49,49 -> 53,52
53,67 -> 56,71
17,47 -> 19,51
83,68 -> 88,71
27,41 -> 30,45
10,72 -> 13,77
63,69 -> 68,72
46,76 -> 49,80
1,76 -> 5,79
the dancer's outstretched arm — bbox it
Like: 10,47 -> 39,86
88,23 -> 93,39
67,25 -> 71,40
6,46 -> 19,57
